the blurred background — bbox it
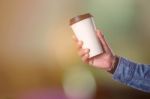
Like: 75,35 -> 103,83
0,0 -> 150,99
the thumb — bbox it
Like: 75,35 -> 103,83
96,29 -> 110,53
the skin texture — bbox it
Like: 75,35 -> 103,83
72,29 -> 117,71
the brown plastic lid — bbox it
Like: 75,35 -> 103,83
69,13 -> 93,26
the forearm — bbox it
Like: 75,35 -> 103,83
112,57 -> 150,93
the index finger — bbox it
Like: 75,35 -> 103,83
72,35 -> 78,42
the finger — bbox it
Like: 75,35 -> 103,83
96,29 -> 110,53
72,35 -> 84,50
77,41 -> 83,50
88,59 -> 94,65
72,35 -> 78,42
82,54 -> 89,63
78,49 -> 90,57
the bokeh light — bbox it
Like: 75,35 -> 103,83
63,66 -> 96,99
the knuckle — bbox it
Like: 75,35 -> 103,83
77,45 -> 81,49
78,50 -> 85,57
82,55 -> 88,62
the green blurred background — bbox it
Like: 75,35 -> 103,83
0,0 -> 150,99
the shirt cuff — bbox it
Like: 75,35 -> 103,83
112,57 -> 136,84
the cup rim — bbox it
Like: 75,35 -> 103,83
69,13 -> 93,26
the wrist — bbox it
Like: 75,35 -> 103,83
108,55 -> 119,74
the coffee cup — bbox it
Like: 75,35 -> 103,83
70,13 -> 103,58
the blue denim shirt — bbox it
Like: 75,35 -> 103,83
113,57 -> 150,93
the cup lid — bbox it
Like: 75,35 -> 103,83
69,13 -> 93,25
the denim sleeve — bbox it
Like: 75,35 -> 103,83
113,57 -> 150,93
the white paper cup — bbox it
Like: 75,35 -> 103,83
70,13 -> 103,58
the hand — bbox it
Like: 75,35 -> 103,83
72,29 -> 117,71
